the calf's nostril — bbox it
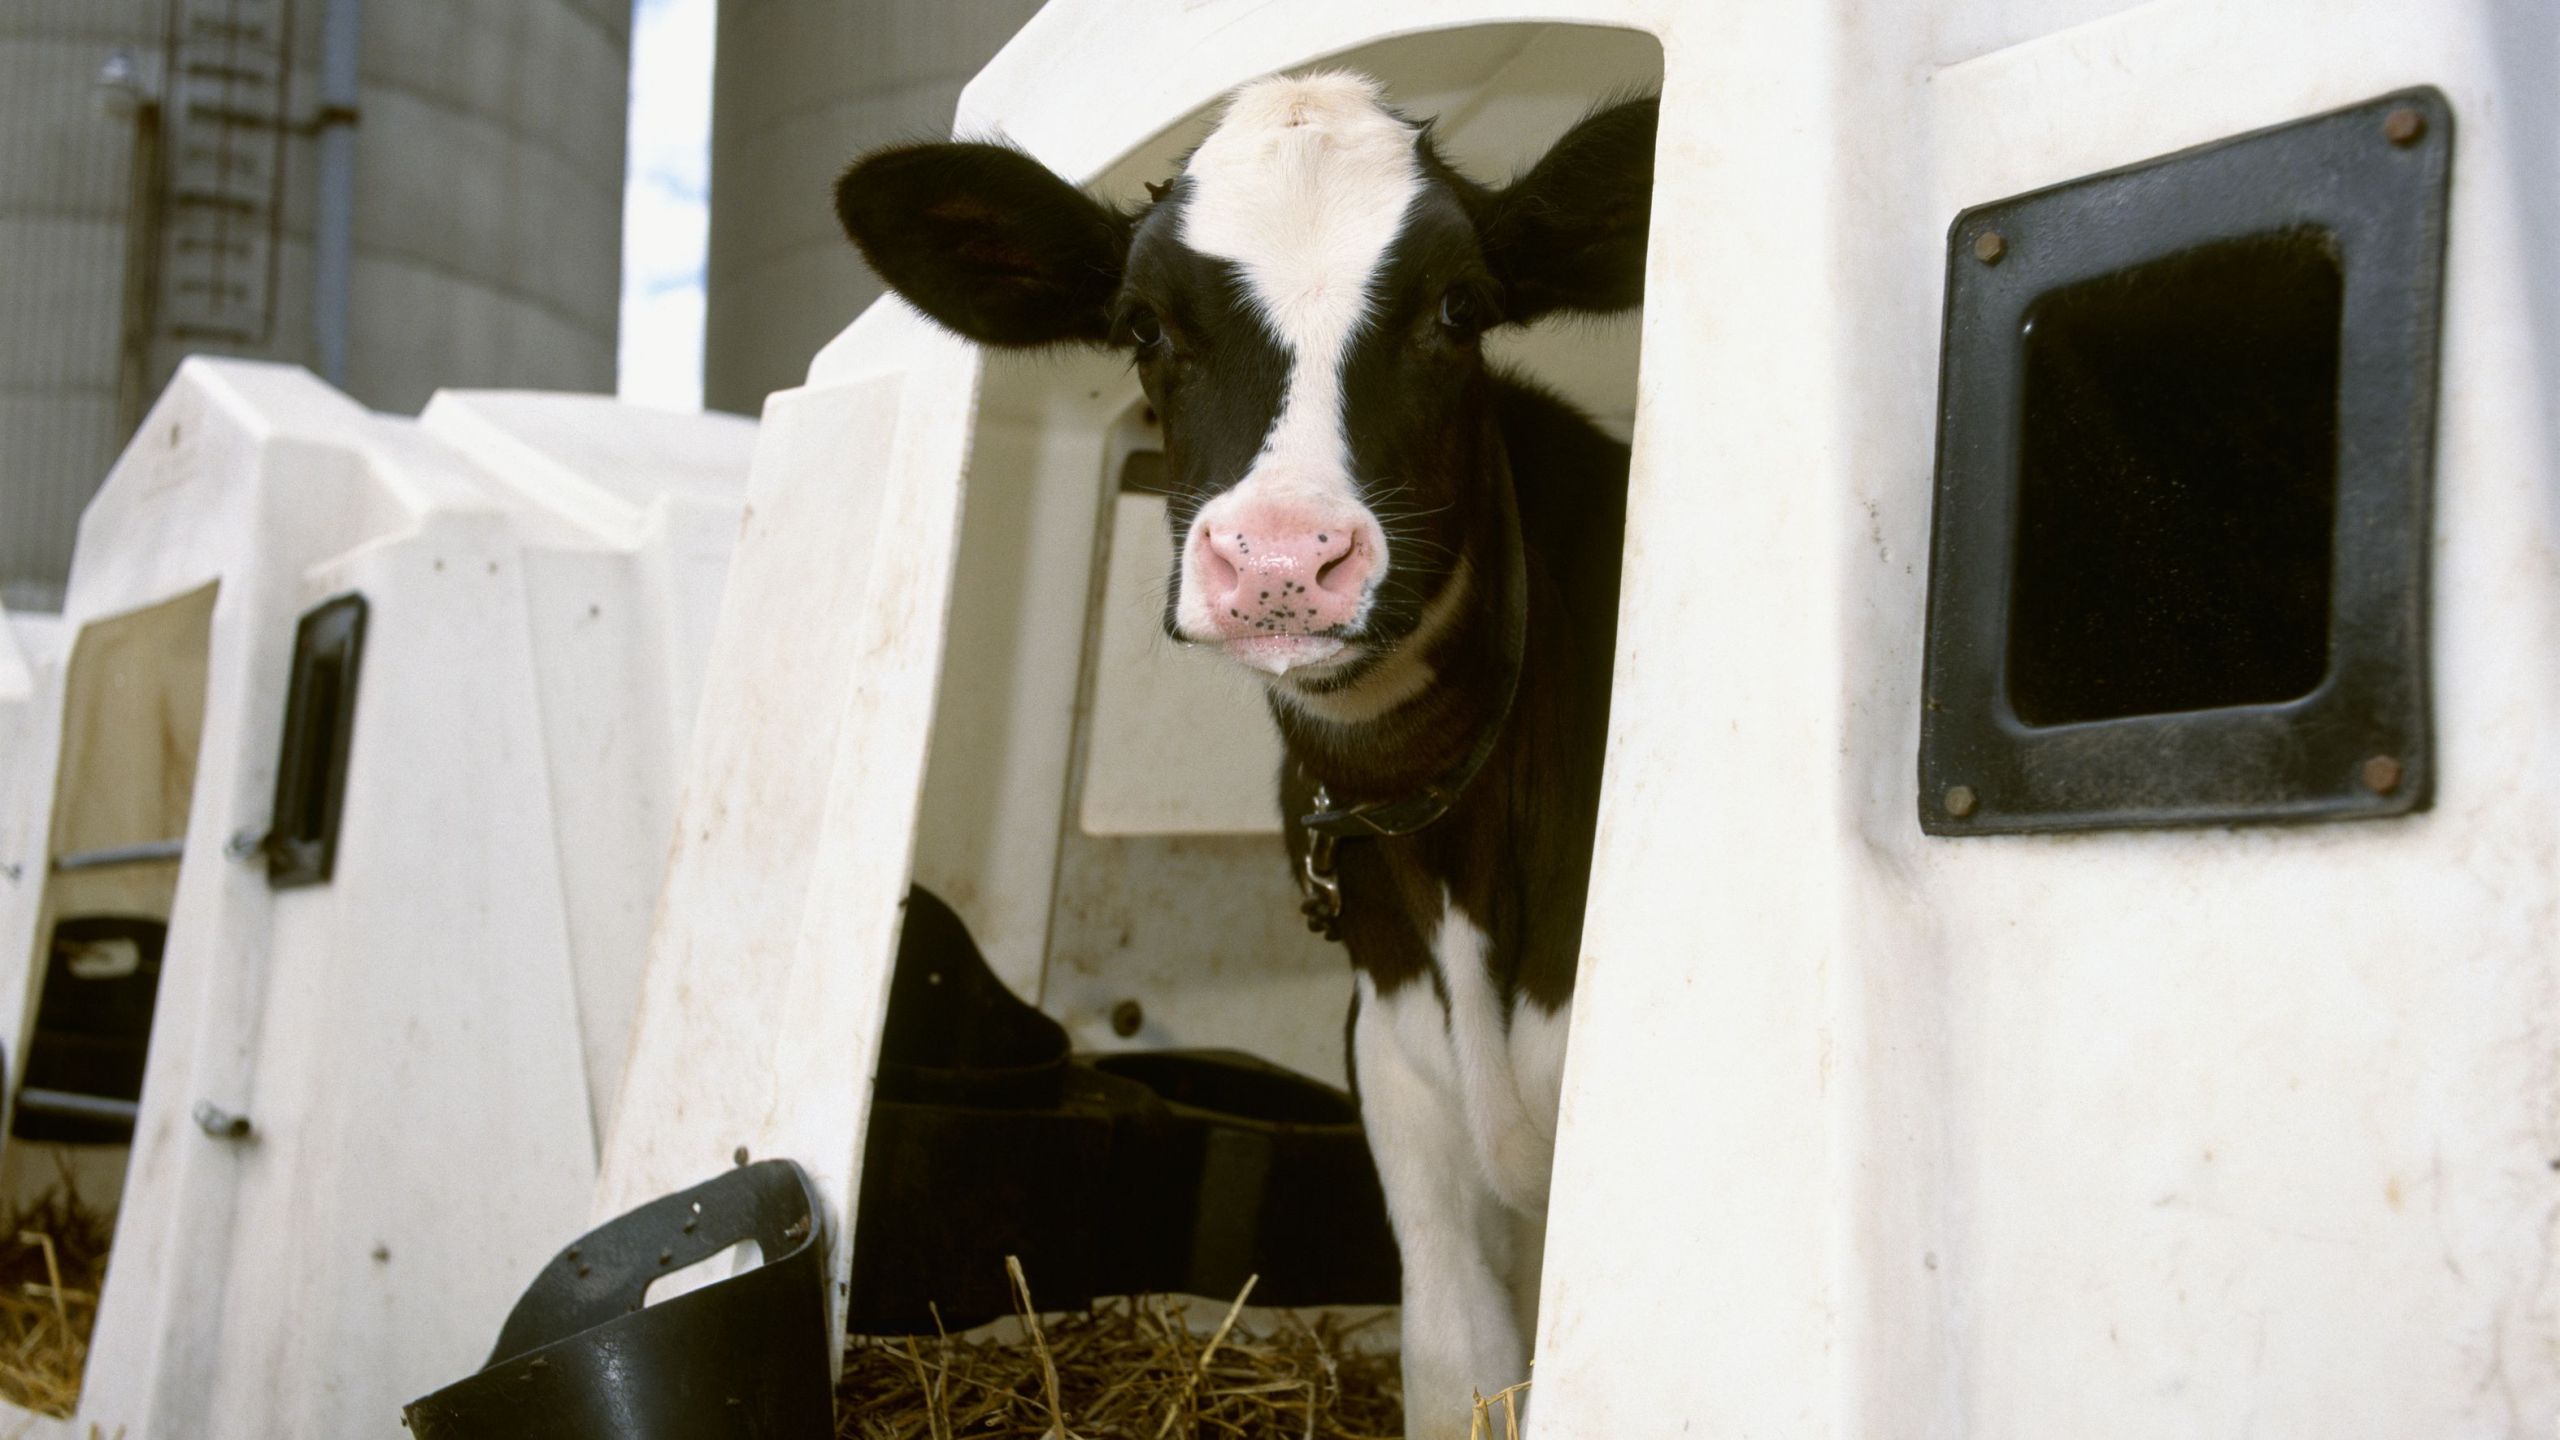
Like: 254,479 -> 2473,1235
1199,538 -> 1241,593
1316,550 -> 1356,595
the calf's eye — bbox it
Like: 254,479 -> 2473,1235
1124,308 -> 1164,348
1437,288 -> 1481,336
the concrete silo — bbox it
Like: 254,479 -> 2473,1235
0,0 -> 635,610
702,0 -> 1043,416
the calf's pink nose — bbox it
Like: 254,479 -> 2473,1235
1194,518 -> 1376,637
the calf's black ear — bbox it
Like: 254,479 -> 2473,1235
834,142 -> 1129,347
1478,97 -> 1659,324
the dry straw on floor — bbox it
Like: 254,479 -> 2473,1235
838,1257 -> 1537,1440
835,1259 -> 1399,1439
0,1181 -> 113,1419
0,1199 -> 1535,1438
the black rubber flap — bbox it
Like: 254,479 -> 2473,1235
1919,88 -> 2451,833
875,886 -> 1070,1109
403,1159 -> 831,1438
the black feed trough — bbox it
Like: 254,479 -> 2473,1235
848,886 -> 1398,1334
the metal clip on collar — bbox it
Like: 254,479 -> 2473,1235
1299,817 -> 1343,941
1296,782 -> 1465,942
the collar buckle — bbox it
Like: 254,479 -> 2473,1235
1295,782 -> 1460,943
1298,823 -> 1343,941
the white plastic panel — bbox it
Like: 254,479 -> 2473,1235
0,359 -> 752,1439
627,3 -> 2560,1437
1537,3 -> 2560,1438
0,610 -> 65,1124
903,353 -> 1130,994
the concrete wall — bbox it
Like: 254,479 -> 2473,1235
0,0 -> 635,612
701,0 -> 1043,416
341,0 -> 633,409
0,2 -> 167,612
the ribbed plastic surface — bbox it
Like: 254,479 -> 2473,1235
0,0 -> 635,608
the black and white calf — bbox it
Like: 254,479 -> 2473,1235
836,73 -> 1652,1439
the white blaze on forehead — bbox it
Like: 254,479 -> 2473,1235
1179,71 -> 1421,502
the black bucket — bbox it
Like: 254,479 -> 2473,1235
847,888 -> 1397,1334
403,1158 -> 832,1438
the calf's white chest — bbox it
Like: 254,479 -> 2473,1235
1352,895 -> 1570,1436
1361,896 -> 1568,1214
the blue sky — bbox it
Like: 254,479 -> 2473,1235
618,0 -> 714,411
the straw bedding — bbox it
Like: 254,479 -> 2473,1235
0,1183 -> 113,1418
0,1196 -> 1507,1438
836,1259 -> 1525,1440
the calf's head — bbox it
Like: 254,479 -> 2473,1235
835,73 -> 1653,690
